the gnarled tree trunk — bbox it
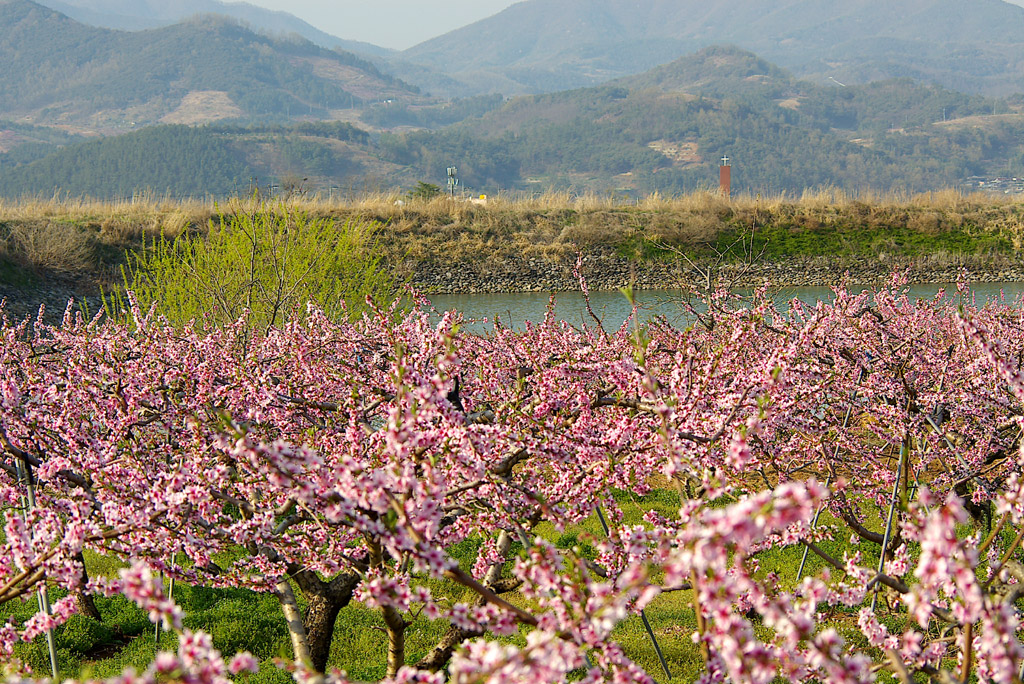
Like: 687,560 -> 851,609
294,569 -> 360,673
276,578 -> 312,666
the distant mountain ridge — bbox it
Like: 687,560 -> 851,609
2,45 -> 1023,199
34,0 -> 394,56
0,0 -> 419,130
400,0 -> 1024,95
382,45 -> 1023,194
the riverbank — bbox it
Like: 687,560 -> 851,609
5,253 -> 1021,323
406,251 -> 1024,294
2,191 -> 1023,316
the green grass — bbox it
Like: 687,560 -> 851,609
2,490 -> 1006,682
706,221 -> 1013,262
1,594 -> 151,676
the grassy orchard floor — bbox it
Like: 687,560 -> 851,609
4,482 -> 1007,683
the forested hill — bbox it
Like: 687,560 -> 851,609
0,125 -> 256,198
0,0 -> 418,130
400,0 -> 1024,95
618,47 -> 1008,133
2,47 -> 1023,199
381,47 -> 1024,195
0,120 -> 405,199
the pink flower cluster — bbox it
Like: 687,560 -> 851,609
2,276 -> 1024,682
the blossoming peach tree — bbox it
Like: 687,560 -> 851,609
1,274 -> 1024,683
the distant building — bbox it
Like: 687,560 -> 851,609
961,175 -> 1024,195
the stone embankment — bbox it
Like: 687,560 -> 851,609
408,254 -> 1024,294
0,276 -> 105,324
5,255 -> 1024,324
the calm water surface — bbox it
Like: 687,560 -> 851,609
422,283 -> 1024,334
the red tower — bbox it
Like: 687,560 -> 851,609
719,155 -> 732,197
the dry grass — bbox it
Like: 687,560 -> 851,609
0,222 -> 97,275
0,189 -> 1021,280
0,194 -> 208,223
0,194 -> 219,281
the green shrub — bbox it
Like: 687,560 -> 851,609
407,181 -> 442,200
16,642 -> 75,675
178,584 -> 254,613
106,206 -> 396,330
201,609 -> 287,661
248,663 -> 294,684
80,633 -> 160,679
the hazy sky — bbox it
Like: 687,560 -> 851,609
238,0 -> 520,50
236,0 -> 1024,50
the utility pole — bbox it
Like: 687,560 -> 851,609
447,166 -> 460,198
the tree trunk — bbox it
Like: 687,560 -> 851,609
304,591 -> 346,673
276,579 -> 312,667
295,571 -> 360,673
417,532 -> 518,672
73,552 -> 102,621
417,624 -> 483,671
382,605 -> 409,678
74,589 -> 102,621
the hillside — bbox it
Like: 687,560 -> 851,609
0,125 -> 256,198
400,0 -> 1024,95
0,120 -> 82,156
621,47 -> 1011,133
35,0 -> 394,56
0,120 -> 417,199
382,47 -> 1024,194
0,0 -> 419,131
2,46 -> 1022,200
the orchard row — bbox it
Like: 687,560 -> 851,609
2,273 -> 1023,683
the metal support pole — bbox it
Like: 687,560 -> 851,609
797,367 -> 865,582
154,553 -> 176,644
639,611 -> 671,678
871,443 -> 905,613
15,458 -> 59,679
796,474 -> 832,582
595,507 -> 671,679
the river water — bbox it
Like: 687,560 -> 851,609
421,283 -> 1024,334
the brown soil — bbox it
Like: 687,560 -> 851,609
160,91 -> 244,125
